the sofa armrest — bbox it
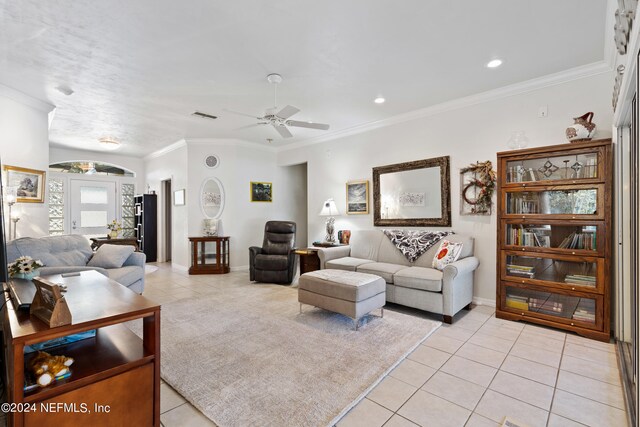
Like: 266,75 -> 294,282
38,266 -> 109,278
441,256 -> 480,317
316,246 -> 351,269
123,251 -> 146,268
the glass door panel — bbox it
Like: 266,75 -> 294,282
504,150 -> 600,184
503,284 -> 599,327
502,251 -> 602,292
503,185 -> 603,219
503,222 -> 602,255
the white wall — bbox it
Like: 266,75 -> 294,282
186,141 -> 307,270
49,146 -> 146,191
145,143 -> 189,268
277,71 -> 614,303
0,88 -> 53,238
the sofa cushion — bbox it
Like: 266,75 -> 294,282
107,266 -> 144,287
325,257 -> 373,272
432,240 -> 464,270
349,230 -> 385,262
254,254 -> 289,270
299,269 -> 385,302
7,235 -> 93,267
356,262 -> 406,283
393,267 -> 443,292
413,234 -> 474,268
88,244 -> 135,269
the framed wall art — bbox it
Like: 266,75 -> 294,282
250,181 -> 272,202
174,189 -> 186,206
4,165 -> 46,203
346,180 -> 369,214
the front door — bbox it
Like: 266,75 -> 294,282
70,179 -> 117,237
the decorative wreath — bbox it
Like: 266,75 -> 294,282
460,161 -> 497,214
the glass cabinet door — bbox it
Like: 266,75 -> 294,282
501,251 -> 603,293
502,185 -> 603,219
502,284 -> 601,329
503,148 -> 602,185
502,221 -> 603,255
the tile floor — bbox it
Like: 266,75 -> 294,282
144,263 -> 629,427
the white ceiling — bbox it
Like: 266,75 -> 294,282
0,0 -> 608,157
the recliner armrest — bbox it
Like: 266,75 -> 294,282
316,246 -> 351,269
249,246 -> 264,281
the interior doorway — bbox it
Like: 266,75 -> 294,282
161,179 -> 172,262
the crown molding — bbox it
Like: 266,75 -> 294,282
185,138 -> 277,153
144,139 -> 187,161
0,83 -> 55,113
278,61 -> 613,153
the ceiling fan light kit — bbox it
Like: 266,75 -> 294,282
98,136 -> 121,150
224,73 -> 330,139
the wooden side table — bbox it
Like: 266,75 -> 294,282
189,236 -> 230,274
294,249 -> 320,274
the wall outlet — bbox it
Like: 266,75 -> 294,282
538,105 -> 548,118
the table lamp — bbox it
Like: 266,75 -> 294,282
319,198 -> 340,243
5,187 -> 17,240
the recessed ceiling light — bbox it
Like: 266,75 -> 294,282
55,85 -> 74,96
486,59 -> 503,68
99,136 -> 120,150
374,97 -> 386,104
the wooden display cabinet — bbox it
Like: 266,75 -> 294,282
496,139 -> 612,341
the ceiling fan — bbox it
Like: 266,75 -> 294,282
224,73 -> 330,139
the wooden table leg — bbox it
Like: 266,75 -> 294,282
11,342 -> 24,427
143,309 -> 161,427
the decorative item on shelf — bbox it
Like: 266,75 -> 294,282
566,112 -> 596,142
337,230 -> 351,244
7,256 -> 43,280
319,198 -> 340,242
26,351 -> 74,389
346,180 -> 369,214
460,161 -> 496,215
614,2 -> 634,55
30,277 -> 72,328
613,65 -> 625,112
507,131 -> 529,150
537,159 -> 559,177
3,165 -> 46,203
107,219 -> 122,239
250,181 -> 272,202
203,219 -> 219,236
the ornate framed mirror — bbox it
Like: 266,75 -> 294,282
373,156 -> 451,227
200,177 -> 225,219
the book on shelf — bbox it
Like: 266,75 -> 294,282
505,294 -> 529,311
573,298 -> 596,322
564,274 -> 596,286
558,231 -> 597,250
506,264 -> 536,278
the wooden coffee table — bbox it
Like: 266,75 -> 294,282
2,270 -> 161,426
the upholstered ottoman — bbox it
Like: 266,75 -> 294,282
298,269 -> 386,330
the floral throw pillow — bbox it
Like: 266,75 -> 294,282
432,240 -> 464,270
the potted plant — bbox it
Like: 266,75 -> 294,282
8,256 -> 44,280
107,220 -> 122,239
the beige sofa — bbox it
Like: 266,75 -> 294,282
316,230 -> 479,323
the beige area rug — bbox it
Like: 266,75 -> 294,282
133,279 -> 440,427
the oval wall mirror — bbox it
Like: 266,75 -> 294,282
200,177 -> 225,219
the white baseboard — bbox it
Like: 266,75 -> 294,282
472,296 -> 496,307
231,265 -> 249,272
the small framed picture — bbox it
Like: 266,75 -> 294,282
346,180 -> 369,214
251,182 -> 272,202
4,165 -> 46,203
174,189 -> 186,206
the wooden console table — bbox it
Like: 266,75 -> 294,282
90,237 -> 139,252
2,270 -> 160,426
189,236 -> 230,274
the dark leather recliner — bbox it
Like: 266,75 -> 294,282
249,221 -> 298,284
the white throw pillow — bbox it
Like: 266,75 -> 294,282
432,240 -> 463,270
88,244 -> 135,269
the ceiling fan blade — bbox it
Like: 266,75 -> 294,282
286,120 -> 330,130
272,124 -> 293,138
234,123 -> 267,131
223,108 -> 262,120
275,105 -> 300,119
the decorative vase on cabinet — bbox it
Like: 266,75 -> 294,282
495,139 -> 612,342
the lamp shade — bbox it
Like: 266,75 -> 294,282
319,198 -> 340,216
